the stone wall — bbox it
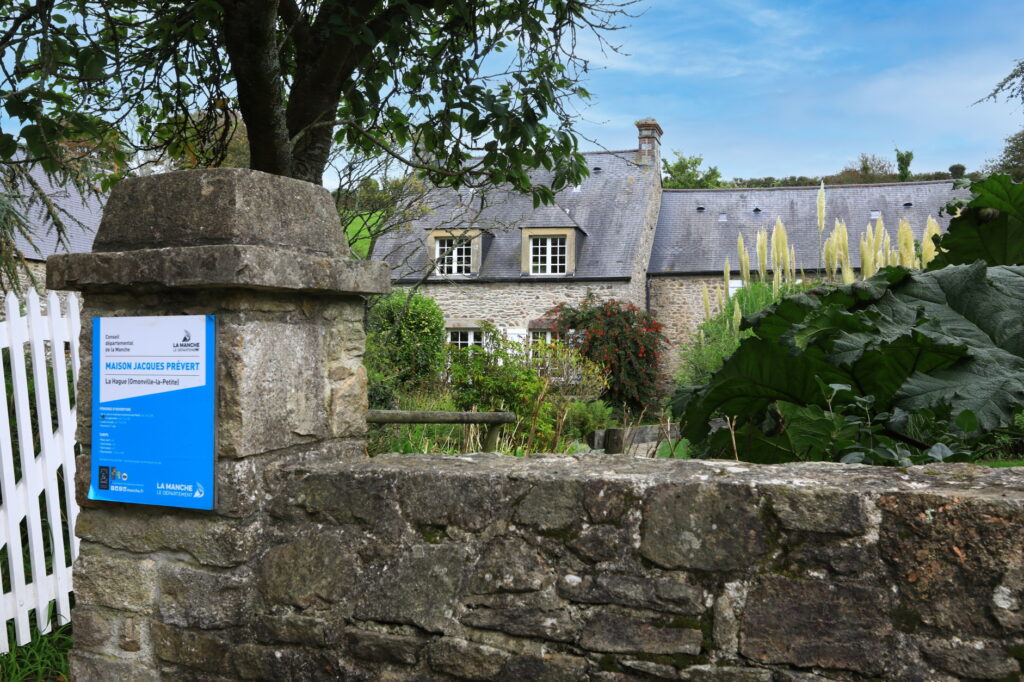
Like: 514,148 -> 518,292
417,279 -> 636,329
648,274 -> 725,377
76,453 -> 1024,681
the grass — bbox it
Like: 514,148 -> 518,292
980,460 -> 1024,468
344,213 -> 381,259
0,622 -> 71,682
656,439 -> 690,458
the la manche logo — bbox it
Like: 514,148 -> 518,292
173,329 -> 200,351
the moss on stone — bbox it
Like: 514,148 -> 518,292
597,654 -> 621,672
891,604 -> 922,633
418,525 -> 447,544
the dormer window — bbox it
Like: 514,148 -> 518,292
521,227 -> 577,276
753,207 -> 762,214
903,202 -> 913,207
429,229 -> 481,275
531,235 -> 567,274
435,237 -> 472,275
696,206 -> 706,212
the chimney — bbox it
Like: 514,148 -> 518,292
635,118 -> 663,166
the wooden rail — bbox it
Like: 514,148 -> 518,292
366,410 -> 516,451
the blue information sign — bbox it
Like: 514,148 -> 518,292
89,315 -> 216,509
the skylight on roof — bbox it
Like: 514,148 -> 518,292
870,210 -> 880,220
718,212 -> 728,222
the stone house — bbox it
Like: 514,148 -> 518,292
372,119 -> 963,373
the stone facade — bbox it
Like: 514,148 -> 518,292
648,274 -> 726,377
72,451 -> 1024,681
419,279 -> 636,331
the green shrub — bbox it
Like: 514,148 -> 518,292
551,295 -> 667,415
676,281 -> 806,387
447,323 -> 542,415
366,291 -> 445,387
563,399 -> 617,441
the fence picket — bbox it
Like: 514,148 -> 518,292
47,292 -> 79,565
0,291 -> 80,651
65,294 -> 80,558
0,306 -> 29,646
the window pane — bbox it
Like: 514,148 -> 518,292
437,237 -> 472,274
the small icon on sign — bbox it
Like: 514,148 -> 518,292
182,330 -> 192,343
98,466 -> 110,490
194,483 -> 205,499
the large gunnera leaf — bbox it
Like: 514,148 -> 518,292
927,174 -> 1024,269
672,263 -> 1024,444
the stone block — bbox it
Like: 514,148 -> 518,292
920,639 -> 1020,679
679,665 -> 773,681
151,622 -> 234,675
641,483 -> 770,571
769,486 -> 867,535
159,561 -> 250,629
119,615 -> 143,652
255,613 -> 336,647
461,606 -> 578,642
426,638 -> 511,681
354,545 -> 468,633
568,525 -> 628,563
514,479 -> 582,531
579,612 -> 703,655
497,654 -> 589,681
739,575 -> 894,675
70,652 -> 160,682
878,491 -> 1024,636
217,318 -> 331,457
73,550 -> 158,614
93,168 -> 346,257
347,629 -> 427,665
559,572 -> 704,616
620,659 -> 679,678
268,462 -> 405,539
257,533 -> 357,609
469,535 -> 550,594
71,607 -> 115,650
75,508 -> 264,567
398,470 -> 528,531
582,480 -> 635,524
48,244 -> 391,295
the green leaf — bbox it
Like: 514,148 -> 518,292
928,174 -> 1024,269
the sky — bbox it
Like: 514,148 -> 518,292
568,0 -> 1022,179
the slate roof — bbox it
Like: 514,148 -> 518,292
11,165 -> 103,260
649,180 -> 969,275
373,149 -> 659,281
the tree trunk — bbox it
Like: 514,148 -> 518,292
220,0 -> 294,177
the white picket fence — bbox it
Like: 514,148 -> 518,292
0,290 -> 81,653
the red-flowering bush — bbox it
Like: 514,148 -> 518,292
550,294 -> 668,414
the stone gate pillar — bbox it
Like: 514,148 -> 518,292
47,169 -> 390,680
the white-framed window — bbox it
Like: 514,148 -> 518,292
728,279 -> 744,297
435,237 -> 473,275
530,235 -> 567,275
447,329 -> 483,348
530,330 -> 561,345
